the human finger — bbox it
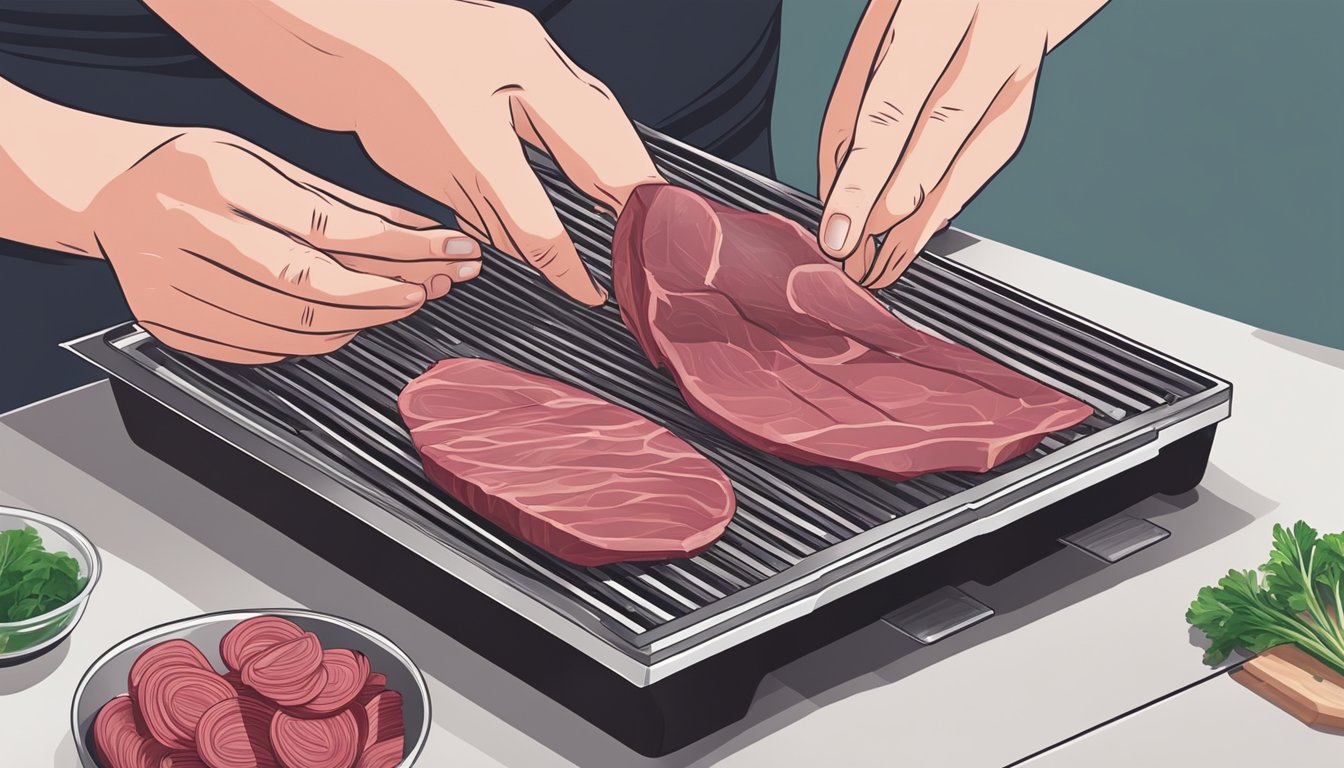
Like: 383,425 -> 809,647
818,0 -> 900,196
205,136 -> 444,229
455,127 -> 606,306
139,322 -> 288,366
508,56 -> 662,214
175,201 -> 428,308
137,287 -> 359,357
329,254 -> 481,300
819,0 -> 978,259
864,70 -> 1038,290
872,24 -> 1035,232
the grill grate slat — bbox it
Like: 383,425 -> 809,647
115,132 -> 1216,637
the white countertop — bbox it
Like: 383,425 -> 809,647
1,233 -> 1340,767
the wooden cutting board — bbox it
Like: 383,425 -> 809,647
1232,644 -> 1344,730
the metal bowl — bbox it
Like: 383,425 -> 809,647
0,506 -> 101,665
71,608 -> 431,767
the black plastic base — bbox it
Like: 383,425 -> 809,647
110,379 -> 1216,757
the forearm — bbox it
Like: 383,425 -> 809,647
141,0 -> 421,133
0,76 -> 178,258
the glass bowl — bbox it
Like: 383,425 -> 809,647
71,608 -> 432,767
0,506 -> 101,664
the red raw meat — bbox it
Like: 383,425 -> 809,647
137,666 -> 237,751
223,670 -> 251,698
92,695 -> 171,768
352,673 -> 386,708
242,633 -> 327,706
195,696 -> 280,768
221,616 -> 305,673
270,709 -> 362,768
612,185 -> 1093,480
360,691 -> 404,751
399,358 -> 736,566
129,640 -> 213,709
284,649 -> 371,717
355,738 -> 403,768
161,752 -> 211,767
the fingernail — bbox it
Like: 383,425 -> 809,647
444,237 -> 477,257
823,214 -> 851,253
453,261 -> 481,281
404,285 -> 426,304
429,274 -> 453,297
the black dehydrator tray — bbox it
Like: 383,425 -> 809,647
68,126 -> 1231,756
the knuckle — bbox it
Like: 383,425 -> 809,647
925,103 -> 966,125
522,242 -> 565,272
277,249 -> 323,289
884,181 -> 928,218
306,200 -> 337,240
296,302 -> 321,330
862,100 -> 908,130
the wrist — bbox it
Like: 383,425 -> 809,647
143,0 -> 432,133
0,77 -> 180,259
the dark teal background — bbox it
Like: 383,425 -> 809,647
773,0 -> 1343,349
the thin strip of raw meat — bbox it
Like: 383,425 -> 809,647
221,616 -> 305,673
399,358 -> 736,566
611,185 -> 1093,480
360,691 -> 404,752
270,710 -> 361,768
284,649 -> 371,717
137,666 -> 237,751
355,738 -> 403,768
195,696 -> 280,768
129,640 -> 214,707
242,633 -> 327,706
93,695 -> 171,768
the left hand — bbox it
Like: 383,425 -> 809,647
818,0 -> 1107,288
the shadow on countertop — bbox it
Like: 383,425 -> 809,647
2,383 -> 1277,768
1251,330 -> 1344,372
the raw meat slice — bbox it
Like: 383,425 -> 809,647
360,691 -> 404,751
270,710 -> 361,768
612,185 -> 1093,480
195,696 -> 279,768
221,616 -> 305,673
161,752 -> 211,767
137,666 -> 237,751
129,640 -> 214,707
355,738 -> 403,768
242,633 -> 327,706
284,649 -> 371,717
223,670 -> 251,698
93,695 -> 171,768
351,673 -> 386,708
399,358 -> 736,566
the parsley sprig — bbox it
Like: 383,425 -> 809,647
1187,521 -> 1344,675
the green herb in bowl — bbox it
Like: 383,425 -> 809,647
1186,520 -> 1344,675
0,525 -> 89,624
0,507 -> 100,661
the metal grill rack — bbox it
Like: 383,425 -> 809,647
68,127 -> 1230,755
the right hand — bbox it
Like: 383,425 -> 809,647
341,1 -> 664,306
87,130 -> 483,365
